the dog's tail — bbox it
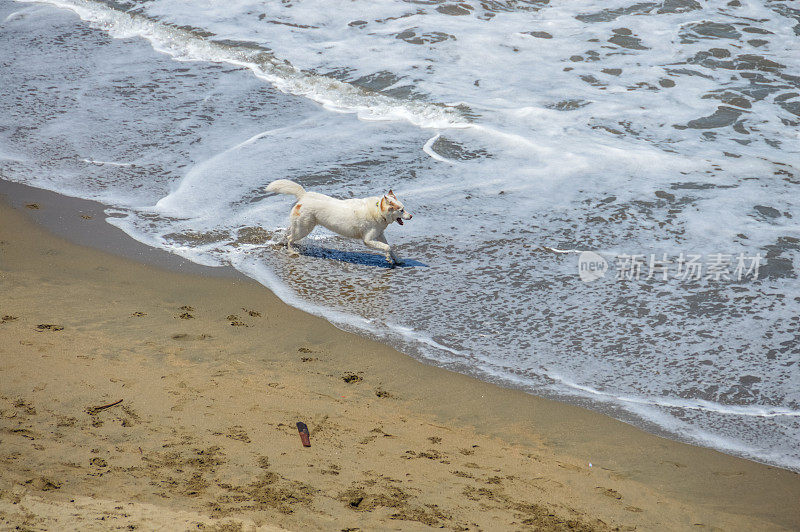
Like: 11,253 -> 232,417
266,179 -> 306,199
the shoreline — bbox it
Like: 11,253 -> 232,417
3,178 -> 796,471
0,179 -> 244,279
1,181 -> 798,530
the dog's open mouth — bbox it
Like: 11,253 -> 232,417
396,218 -> 404,225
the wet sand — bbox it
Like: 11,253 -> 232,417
0,185 -> 798,531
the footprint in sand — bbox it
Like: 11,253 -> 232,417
226,314 -> 248,326
556,461 -> 584,472
214,426 -> 251,443
596,486 -> 623,500
90,457 -> 108,468
26,477 -> 61,491
176,306 -> 195,319
171,333 -> 212,341
35,324 -> 63,331
321,464 -> 340,476
13,399 -> 36,415
712,470 -> 745,477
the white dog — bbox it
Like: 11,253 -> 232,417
266,179 -> 412,266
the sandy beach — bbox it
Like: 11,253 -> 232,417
1,185 -> 798,531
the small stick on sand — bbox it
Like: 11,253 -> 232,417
87,399 -> 123,414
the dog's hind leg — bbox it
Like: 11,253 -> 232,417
286,204 -> 315,254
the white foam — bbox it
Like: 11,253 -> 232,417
20,0 -> 468,131
422,134 -> 458,165
80,158 -> 134,167
4,8 -> 29,22
546,371 -> 800,419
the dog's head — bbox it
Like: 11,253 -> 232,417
380,190 -> 412,225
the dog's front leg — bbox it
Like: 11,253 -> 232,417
363,234 -> 395,267
377,233 -> 403,265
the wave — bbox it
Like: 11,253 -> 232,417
22,0 -> 469,130
546,371 -> 800,419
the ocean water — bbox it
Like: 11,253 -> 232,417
1,0 -> 798,470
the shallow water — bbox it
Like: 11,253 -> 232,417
1,0 -> 798,470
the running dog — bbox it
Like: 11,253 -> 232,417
266,179 -> 412,266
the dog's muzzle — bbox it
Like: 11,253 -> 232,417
396,212 -> 412,225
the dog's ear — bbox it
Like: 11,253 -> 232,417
380,196 -> 388,211
388,189 -> 397,199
